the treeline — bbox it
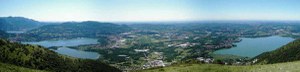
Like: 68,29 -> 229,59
18,21 -> 132,41
0,39 -> 121,72
254,39 -> 300,64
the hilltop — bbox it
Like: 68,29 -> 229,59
0,17 -> 41,31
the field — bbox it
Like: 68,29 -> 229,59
138,61 -> 300,72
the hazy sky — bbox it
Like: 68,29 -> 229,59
1,0 -> 300,22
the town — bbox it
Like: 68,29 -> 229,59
67,23 -> 300,71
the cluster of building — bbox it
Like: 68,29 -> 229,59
142,60 -> 165,69
196,57 -> 214,63
111,38 -> 126,48
167,42 -> 199,48
134,49 -> 149,52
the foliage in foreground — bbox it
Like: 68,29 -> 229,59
0,39 -> 121,72
0,62 -> 46,72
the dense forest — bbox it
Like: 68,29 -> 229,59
0,62 -> 45,72
0,39 -> 121,72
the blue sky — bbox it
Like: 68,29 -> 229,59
0,0 -> 300,22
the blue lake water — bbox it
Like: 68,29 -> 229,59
6,31 -> 26,34
54,47 -> 100,59
23,38 -> 100,59
214,36 -> 294,57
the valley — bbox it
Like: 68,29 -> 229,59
1,0 -> 300,72
1,17 -> 300,72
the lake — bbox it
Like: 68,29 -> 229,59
214,36 -> 294,57
6,31 -> 26,34
23,38 -> 100,59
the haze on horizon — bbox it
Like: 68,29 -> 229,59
1,0 -> 300,22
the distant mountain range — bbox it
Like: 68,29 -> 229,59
0,17 -> 132,41
0,17 -> 42,31
18,21 -> 132,41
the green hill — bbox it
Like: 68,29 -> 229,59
0,17 -> 41,31
0,39 -> 121,72
0,62 -> 46,72
19,21 -> 132,41
254,39 -> 300,64
137,61 -> 300,72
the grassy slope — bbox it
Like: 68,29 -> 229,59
0,62 -> 45,72
0,39 -> 121,72
138,61 -> 300,72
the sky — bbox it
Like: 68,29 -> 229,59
0,0 -> 300,22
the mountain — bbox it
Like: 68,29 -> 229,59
0,17 -> 41,31
18,21 -> 132,41
254,39 -> 300,64
0,39 -> 121,72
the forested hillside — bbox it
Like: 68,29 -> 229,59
254,39 -> 300,64
18,21 -> 132,41
0,62 -> 45,72
0,39 -> 121,72
0,17 -> 41,31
